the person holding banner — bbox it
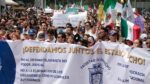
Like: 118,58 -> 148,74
146,38 -> 150,49
37,32 -> 45,41
87,36 -> 96,47
108,30 -> 118,42
45,29 -> 56,43
67,34 -> 75,44
28,29 -> 37,40
133,39 -> 143,48
56,32 -> 66,43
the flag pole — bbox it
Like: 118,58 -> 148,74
55,0 -> 56,9
80,0 -> 83,6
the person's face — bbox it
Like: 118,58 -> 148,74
28,35 -> 35,40
12,34 -> 20,41
98,29 -> 106,38
109,35 -> 117,42
67,36 -> 74,44
88,37 -> 95,46
15,29 -> 20,34
21,34 -> 29,40
31,20 -> 35,24
146,39 -> 150,48
41,23 -> 47,31
83,35 -> 89,40
92,26 -> 96,32
39,38 -> 45,41
133,40 -> 141,48
85,23 -> 91,29
12,35 -> 17,41
57,34 -> 64,43
66,28 -> 72,35
48,34 -> 54,39
126,40 -> 133,46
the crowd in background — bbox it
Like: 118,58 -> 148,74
0,7 -> 150,51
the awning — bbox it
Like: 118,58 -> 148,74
5,0 -> 18,5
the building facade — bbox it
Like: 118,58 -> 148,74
128,0 -> 149,9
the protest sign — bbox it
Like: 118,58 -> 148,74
68,11 -> 87,27
66,8 -> 79,14
52,13 -> 69,27
52,11 -> 87,27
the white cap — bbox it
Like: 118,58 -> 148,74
140,33 -> 147,40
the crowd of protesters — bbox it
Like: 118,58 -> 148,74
0,7 -> 150,51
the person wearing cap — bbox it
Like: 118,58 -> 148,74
28,29 -> 36,40
56,32 -> 66,43
37,32 -> 45,41
109,30 -> 118,42
140,33 -> 148,48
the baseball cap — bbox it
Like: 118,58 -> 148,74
109,30 -> 117,36
28,29 -> 36,36
140,33 -> 147,40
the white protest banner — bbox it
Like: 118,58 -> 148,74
53,10 -> 64,15
52,11 -> 87,27
68,11 -> 87,27
52,13 -> 69,27
44,7 -> 53,14
0,41 -> 150,84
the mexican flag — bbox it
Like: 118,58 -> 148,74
122,0 -> 134,22
103,0 -> 117,28
121,18 -> 140,41
104,0 -> 117,13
